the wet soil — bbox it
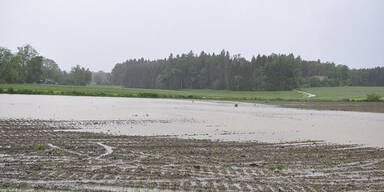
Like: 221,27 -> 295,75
264,101 -> 384,113
1,119 -> 384,191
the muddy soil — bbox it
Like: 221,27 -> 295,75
265,101 -> 384,113
1,119 -> 384,191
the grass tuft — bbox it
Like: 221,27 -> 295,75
33,144 -> 46,151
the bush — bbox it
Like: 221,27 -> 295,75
138,92 -> 159,98
0,87 -> 3,93
366,93 -> 381,102
98,92 -> 106,96
21,89 -> 33,94
71,90 -> 84,96
8,87 -> 14,94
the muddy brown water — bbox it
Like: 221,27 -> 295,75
1,94 -> 384,147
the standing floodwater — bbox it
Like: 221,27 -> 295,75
1,94 -> 384,147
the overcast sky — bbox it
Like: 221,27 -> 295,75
1,0 -> 383,72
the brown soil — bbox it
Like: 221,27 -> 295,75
263,101 -> 384,113
1,119 -> 384,191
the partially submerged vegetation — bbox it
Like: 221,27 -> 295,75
0,84 -> 383,102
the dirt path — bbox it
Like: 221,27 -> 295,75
1,119 -> 384,191
295,89 -> 316,98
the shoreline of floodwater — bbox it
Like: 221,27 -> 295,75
1,84 -> 383,103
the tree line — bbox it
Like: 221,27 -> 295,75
2,45 -> 383,90
111,51 -> 301,91
0,45 -> 92,85
111,50 -> 384,91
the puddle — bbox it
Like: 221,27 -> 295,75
1,94 -> 384,147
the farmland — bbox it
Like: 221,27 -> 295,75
1,119 -> 384,191
1,90 -> 384,191
1,84 -> 383,102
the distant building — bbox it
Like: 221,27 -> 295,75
43,78 -> 57,84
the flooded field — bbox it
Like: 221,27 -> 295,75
1,94 -> 384,191
1,94 -> 384,147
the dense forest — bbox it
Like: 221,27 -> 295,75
111,50 -> 384,91
0,45 -> 92,85
1,45 -> 383,90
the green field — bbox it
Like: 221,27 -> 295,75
0,84 -> 383,102
301,87 -> 384,101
